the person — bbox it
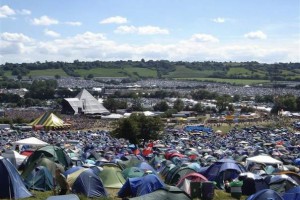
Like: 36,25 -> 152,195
55,168 -> 69,195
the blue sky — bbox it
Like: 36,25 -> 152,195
0,0 -> 299,64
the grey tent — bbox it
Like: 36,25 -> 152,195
129,186 -> 191,200
62,89 -> 109,115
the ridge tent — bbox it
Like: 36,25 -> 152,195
0,156 -> 32,199
30,112 -> 68,130
24,166 -> 54,191
99,165 -> 125,188
71,169 -> 108,198
118,174 -> 165,198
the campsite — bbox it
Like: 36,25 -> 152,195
1,111 -> 300,200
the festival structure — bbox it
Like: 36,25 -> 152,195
61,89 -> 110,115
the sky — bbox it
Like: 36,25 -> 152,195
0,0 -> 299,64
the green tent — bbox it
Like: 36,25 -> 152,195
22,157 -> 64,179
24,145 -> 72,170
99,165 -> 125,188
122,167 -> 145,180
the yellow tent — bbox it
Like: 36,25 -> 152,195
30,112 -> 66,130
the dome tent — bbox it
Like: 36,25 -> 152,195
0,156 -> 32,199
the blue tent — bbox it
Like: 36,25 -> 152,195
135,161 -> 157,174
282,186 -> 300,200
72,169 -> 108,197
64,166 -> 83,178
24,166 -> 54,191
202,158 -> 246,189
0,156 -> 32,199
118,174 -> 165,198
246,189 -> 283,200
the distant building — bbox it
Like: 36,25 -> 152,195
61,89 -> 110,115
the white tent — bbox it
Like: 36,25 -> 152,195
13,137 -> 48,146
246,155 -> 283,170
2,150 -> 27,167
101,113 -> 124,119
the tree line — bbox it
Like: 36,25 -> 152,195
1,60 -> 300,81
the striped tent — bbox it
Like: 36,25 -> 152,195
30,112 -> 67,130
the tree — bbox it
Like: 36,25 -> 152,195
112,113 -> 163,145
153,100 -> 169,111
173,99 -> 184,112
193,103 -> 204,114
216,94 -> 233,113
103,97 -> 118,113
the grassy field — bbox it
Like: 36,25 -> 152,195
176,77 -> 270,85
75,67 -> 157,78
227,67 -> 252,76
124,67 -> 157,78
28,69 -> 68,77
165,66 -> 219,78
17,189 -> 247,200
75,68 -> 126,77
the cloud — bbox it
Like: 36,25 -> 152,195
244,30 -> 267,39
115,25 -> 169,35
44,29 -> 60,37
19,9 -> 31,15
0,31 -> 298,64
0,5 -> 16,18
212,17 -> 225,23
0,32 -> 33,43
190,33 -> 219,43
32,15 -> 59,26
100,16 -> 128,24
65,21 -> 82,26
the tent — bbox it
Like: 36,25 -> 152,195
99,165 -> 126,188
118,174 -> 165,198
13,137 -> 49,147
122,167 -> 145,179
246,189 -> 283,200
24,166 -> 54,191
30,112 -> 68,130
129,186 -> 191,200
165,166 -> 197,185
71,169 -> 108,198
62,89 -> 110,115
176,173 -> 208,196
24,145 -> 73,169
282,186 -> 300,200
2,150 -> 27,168
0,156 -> 32,199
246,155 -> 284,171
22,157 -> 64,179
202,158 -> 246,189
46,194 -> 80,200
239,172 -> 269,196
264,174 -> 298,194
